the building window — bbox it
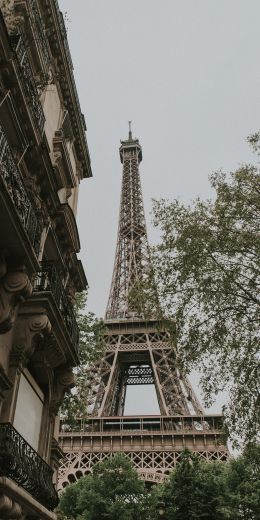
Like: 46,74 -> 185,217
13,370 -> 44,451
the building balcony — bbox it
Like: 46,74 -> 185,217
17,262 -> 79,368
33,262 -> 79,349
0,123 -> 42,271
0,422 -> 58,511
9,33 -> 45,137
45,0 -> 92,179
13,0 -> 51,78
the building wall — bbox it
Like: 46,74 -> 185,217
0,1 -> 91,518
42,85 -> 62,148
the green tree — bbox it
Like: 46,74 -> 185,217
148,447 -> 260,520
58,454 -> 148,520
137,134 -> 260,445
225,444 -> 260,519
161,451 -> 226,520
61,292 -> 106,423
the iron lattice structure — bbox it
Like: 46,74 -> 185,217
106,127 -> 150,319
58,129 -> 229,490
83,321 -> 203,418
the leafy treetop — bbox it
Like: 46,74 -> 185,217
131,133 -> 260,446
61,292 -> 106,424
58,454 -> 147,520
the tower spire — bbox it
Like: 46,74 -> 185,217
105,131 -> 150,320
128,120 -> 132,140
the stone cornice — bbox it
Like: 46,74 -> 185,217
41,0 -> 92,179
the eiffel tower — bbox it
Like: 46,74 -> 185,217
58,126 -> 229,489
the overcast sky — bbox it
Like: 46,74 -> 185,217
59,0 -> 259,414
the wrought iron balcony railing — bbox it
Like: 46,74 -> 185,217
0,124 -> 42,256
33,262 -> 79,350
30,0 -> 51,72
9,34 -> 45,135
0,423 -> 58,511
53,1 -> 86,138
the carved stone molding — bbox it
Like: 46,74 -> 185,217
11,313 -> 51,367
0,476 -> 56,520
23,175 -> 42,210
0,269 -> 32,335
53,150 -> 63,173
40,331 -> 66,369
0,255 -> 7,279
49,364 -> 75,416
50,437 -> 64,470
0,493 -> 22,519
0,364 -> 12,401
55,203 -> 80,254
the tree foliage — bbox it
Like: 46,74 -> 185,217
162,450 -> 227,520
58,454 -> 148,520
58,448 -> 260,520
134,135 -> 260,445
156,447 -> 260,520
225,444 -> 260,519
61,292 -> 106,423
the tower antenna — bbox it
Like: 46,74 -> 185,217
128,120 -> 132,140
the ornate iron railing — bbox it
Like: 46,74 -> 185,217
0,124 -> 42,256
30,0 -> 51,72
9,34 -> 45,135
0,423 -> 58,510
34,262 -> 79,350
53,2 -> 86,137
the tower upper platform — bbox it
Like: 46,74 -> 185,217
119,134 -> 143,164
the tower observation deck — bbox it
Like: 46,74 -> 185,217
58,128 -> 229,488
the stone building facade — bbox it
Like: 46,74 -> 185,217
0,1 -> 91,518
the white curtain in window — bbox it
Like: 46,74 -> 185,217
13,373 -> 43,451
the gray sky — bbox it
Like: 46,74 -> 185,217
59,0 -> 259,414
